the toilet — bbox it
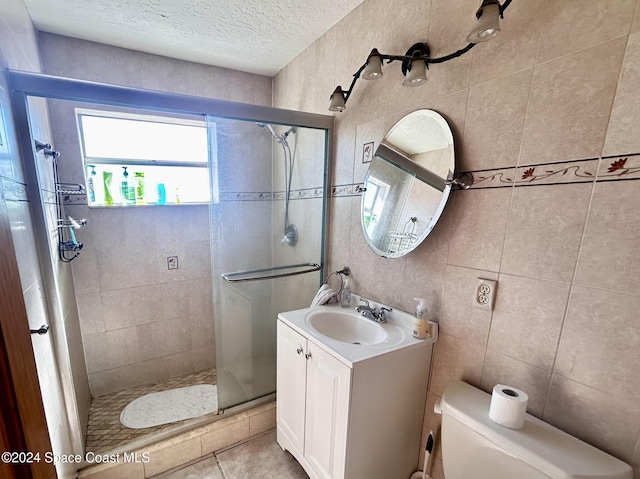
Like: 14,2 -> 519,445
438,381 -> 632,479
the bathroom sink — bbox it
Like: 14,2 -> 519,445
305,309 -> 393,345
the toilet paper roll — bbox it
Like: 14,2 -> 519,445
488,384 -> 528,429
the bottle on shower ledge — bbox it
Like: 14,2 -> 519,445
341,279 -> 352,308
86,165 -> 96,204
120,166 -> 135,205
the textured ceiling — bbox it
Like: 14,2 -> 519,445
23,0 -> 365,76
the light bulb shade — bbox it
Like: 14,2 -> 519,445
467,1 -> 501,43
362,50 -> 383,80
403,59 -> 428,87
329,87 -> 346,112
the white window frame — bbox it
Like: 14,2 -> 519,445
75,108 -> 214,206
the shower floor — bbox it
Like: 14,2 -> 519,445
85,368 -> 217,454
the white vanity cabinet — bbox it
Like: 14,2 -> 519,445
276,313 -> 432,479
277,321 -> 350,479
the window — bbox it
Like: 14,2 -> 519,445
362,176 -> 390,237
77,109 -> 213,206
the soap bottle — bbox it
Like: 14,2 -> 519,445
120,167 -> 135,205
413,298 -> 430,340
341,279 -> 352,308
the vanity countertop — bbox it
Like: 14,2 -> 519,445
278,300 -> 437,367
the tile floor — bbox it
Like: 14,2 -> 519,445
86,369 -> 218,453
156,431 -> 308,479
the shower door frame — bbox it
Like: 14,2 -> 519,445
9,70 -> 333,454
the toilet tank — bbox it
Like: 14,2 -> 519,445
439,381 -> 632,479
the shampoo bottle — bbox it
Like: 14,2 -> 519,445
103,171 -> 114,206
156,183 -> 167,205
413,298 -> 430,340
134,172 -> 146,204
341,279 -> 352,308
86,165 -> 96,204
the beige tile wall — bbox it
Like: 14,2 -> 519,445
274,0 -> 640,476
67,204 -> 215,397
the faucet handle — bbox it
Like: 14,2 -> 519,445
378,306 -> 392,321
359,298 -> 370,307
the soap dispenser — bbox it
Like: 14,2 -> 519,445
341,279 -> 352,308
413,298 -> 430,340
120,166 -> 135,205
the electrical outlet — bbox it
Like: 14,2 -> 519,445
167,256 -> 179,270
474,278 -> 497,310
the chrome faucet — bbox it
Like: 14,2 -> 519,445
355,298 -> 392,323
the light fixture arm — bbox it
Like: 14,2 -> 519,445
476,0 -> 511,19
337,47 -> 430,105
330,0 -> 512,111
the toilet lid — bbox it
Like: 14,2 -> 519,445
440,382 -> 632,479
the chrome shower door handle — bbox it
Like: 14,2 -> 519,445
30,324 -> 50,335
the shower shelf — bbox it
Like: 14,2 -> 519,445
37,139 -> 86,263
222,262 -> 321,283
56,182 -> 86,195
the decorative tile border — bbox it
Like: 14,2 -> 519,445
220,191 -> 274,202
221,184 -> 365,201
220,186 -> 325,202
0,176 -> 29,202
278,186 -> 324,200
332,183 -> 365,197
466,153 -> 640,190
466,167 -> 515,189
514,158 -> 598,186
42,188 -> 57,204
597,154 -> 640,182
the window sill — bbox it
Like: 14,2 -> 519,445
87,202 -> 209,208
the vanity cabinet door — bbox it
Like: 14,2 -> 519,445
304,342 -> 351,479
276,322 -> 308,456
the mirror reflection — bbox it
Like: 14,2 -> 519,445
361,109 -> 455,258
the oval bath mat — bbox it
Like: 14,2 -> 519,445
120,384 -> 218,429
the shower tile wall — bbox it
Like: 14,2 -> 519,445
39,33 -> 274,398
67,203 -> 215,397
273,0 -> 640,477
271,126 -> 326,317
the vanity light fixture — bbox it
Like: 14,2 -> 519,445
329,0 -> 512,112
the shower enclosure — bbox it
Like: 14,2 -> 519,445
210,116 -> 327,409
9,71 -> 332,454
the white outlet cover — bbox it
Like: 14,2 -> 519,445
474,278 -> 497,310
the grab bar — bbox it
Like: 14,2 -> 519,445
222,262 -> 321,283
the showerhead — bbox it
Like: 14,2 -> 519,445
256,122 -> 296,143
257,122 -> 282,142
282,126 -> 297,140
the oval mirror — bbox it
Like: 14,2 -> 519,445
361,109 -> 455,258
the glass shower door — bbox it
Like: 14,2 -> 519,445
208,115 -> 326,410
